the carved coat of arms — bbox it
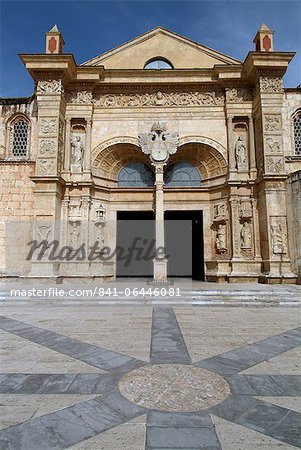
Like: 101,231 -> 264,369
139,121 -> 179,164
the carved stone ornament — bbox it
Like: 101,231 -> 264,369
69,222 -> 80,247
270,217 -> 287,254
213,203 -> 227,223
216,223 -> 227,253
265,156 -> 283,173
68,202 -> 82,222
139,121 -> 179,164
95,223 -> 105,246
67,90 -> 93,104
94,90 -> 224,108
36,224 -> 52,257
39,139 -> 56,155
240,222 -> 252,249
239,198 -> 252,220
37,159 -> 56,175
225,88 -> 253,102
37,79 -> 64,94
260,76 -> 283,93
40,118 -> 56,135
264,116 -> 281,132
92,202 -> 106,222
265,137 -> 282,153
37,224 -> 51,241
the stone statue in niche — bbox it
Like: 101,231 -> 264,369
240,222 -> 252,249
270,221 -> 287,254
70,136 -> 84,171
235,136 -> 247,170
70,222 -> 80,248
216,224 -> 227,252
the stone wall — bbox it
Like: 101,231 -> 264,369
0,162 -> 35,275
287,170 -> 301,282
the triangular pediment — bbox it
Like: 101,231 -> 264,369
81,27 -> 241,69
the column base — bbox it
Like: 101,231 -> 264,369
151,258 -> 170,284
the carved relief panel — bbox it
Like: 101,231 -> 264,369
270,216 -> 288,255
212,201 -> 228,254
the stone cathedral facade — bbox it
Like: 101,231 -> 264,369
0,24 -> 300,283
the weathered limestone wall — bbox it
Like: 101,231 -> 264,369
0,163 -> 35,275
287,170 -> 301,282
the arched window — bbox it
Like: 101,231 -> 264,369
165,162 -> 201,187
9,116 -> 30,158
293,111 -> 301,156
118,163 -> 154,187
144,58 -> 173,70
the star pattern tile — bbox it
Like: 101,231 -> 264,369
0,308 -> 300,449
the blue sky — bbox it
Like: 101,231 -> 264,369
0,1 -> 300,97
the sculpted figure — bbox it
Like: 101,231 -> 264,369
271,222 -> 287,254
235,136 -> 247,169
71,136 -> 84,168
240,222 -> 252,249
70,222 -> 80,248
216,224 -> 227,252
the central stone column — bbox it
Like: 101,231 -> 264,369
139,121 -> 179,284
153,164 -> 168,282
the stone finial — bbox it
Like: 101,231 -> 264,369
253,23 -> 274,52
45,24 -> 65,54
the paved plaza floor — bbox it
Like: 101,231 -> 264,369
0,300 -> 300,449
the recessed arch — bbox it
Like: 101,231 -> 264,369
169,142 -> 227,181
93,142 -> 151,181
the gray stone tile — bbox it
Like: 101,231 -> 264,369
96,387 -> 146,419
225,374 -> 287,396
209,395 -> 260,422
0,373 -> 116,395
269,375 -> 301,396
146,426 -> 222,449
235,400 -> 301,448
195,327 -> 301,375
67,373 -> 116,395
195,355 -> 246,375
151,308 -> 191,365
0,374 -> 29,393
0,398 -> 126,450
147,410 -> 213,428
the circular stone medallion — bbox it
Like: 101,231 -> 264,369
118,364 -> 230,412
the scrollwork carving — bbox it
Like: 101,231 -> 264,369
37,79 -> 64,94
67,90 -> 93,104
265,156 -> 283,173
40,119 -> 56,135
264,115 -> 281,132
36,159 -> 56,175
260,76 -> 283,93
226,88 -> 253,102
94,90 -> 224,107
39,139 -> 56,155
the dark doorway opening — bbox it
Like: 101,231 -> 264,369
164,210 -> 204,280
116,211 -> 155,277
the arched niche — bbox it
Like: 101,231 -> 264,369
168,142 -> 227,181
93,142 -> 151,182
